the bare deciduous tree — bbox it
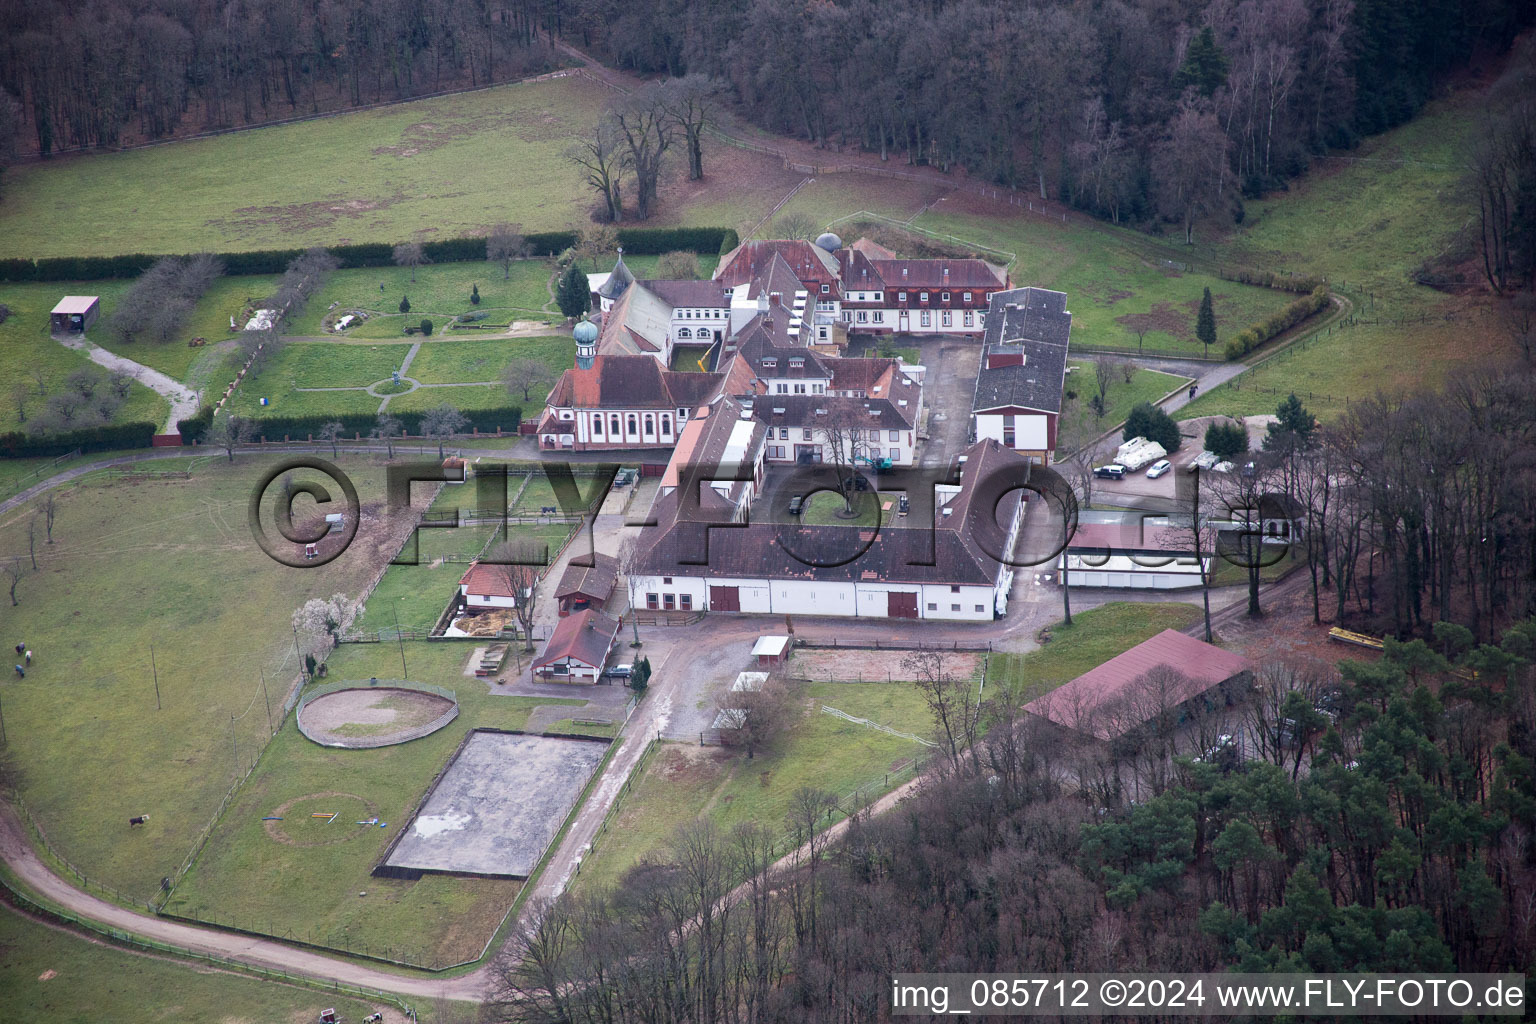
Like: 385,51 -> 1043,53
772,211 -> 818,242
903,649 -> 977,768
208,415 -> 252,461
4,557 -> 26,606
316,420 -> 345,457
486,222 -> 529,280
392,241 -> 429,282
370,412 -> 402,458
568,121 -> 627,224
609,85 -> 675,222
487,538 -> 545,651
420,404 -> 468,458
714,676 -> 800,759
503,357 -> 555,402
660,74 -> 718,181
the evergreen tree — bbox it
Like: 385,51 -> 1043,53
398,294 -> 410,314
470,283 -> 480,305
1197,287 -> 1217,356
1174,26 -> 1229,98
1263,393 -> 1317,454
1123,401 -> 1181,452
1204,421 -> 1248,460
557,265 -> 592,319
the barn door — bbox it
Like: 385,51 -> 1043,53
888,592 -> 918,619
709,585 -> 740,612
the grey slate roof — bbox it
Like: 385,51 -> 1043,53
972,287 -> 1072,415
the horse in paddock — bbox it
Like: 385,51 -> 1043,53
128,815 -> 149,828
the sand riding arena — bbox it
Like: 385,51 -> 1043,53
296,680 -> 459,748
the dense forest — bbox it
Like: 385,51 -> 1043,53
496,621 -> 1536,1022
0,0 -> 561,155
562,0 -> 1532,230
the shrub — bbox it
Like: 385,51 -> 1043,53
233,407 -> 523,443
420,318 -> 433,336
1123,402 -> 1180,452
0,228 -> 737,282
1204,421 -> 1248,460
177,406 -> 214,444
1222,286 -> 1330,360
470,283 -> 480,305
0,420 -> 158,458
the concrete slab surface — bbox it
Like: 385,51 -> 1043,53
385,731 -> 607,877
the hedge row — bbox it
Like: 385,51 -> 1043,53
234,406 -> 524,442
1224,286 -> 1331,360
0,227 -> 739,283
1217,266 -> 1327,294
0,420 -> 158,459
177,406 -> 214,445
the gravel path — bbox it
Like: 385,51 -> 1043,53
55,334 -> 200,433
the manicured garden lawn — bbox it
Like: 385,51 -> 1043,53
286,260 -> 560,336
573,680 -> 932,894
0,907 -> 386,1024
989,601 -> 1203,697
798,490 -> 901,527
165,639 -> 593,968
0,456 -> 426,899
220,341 -> 408,417
408,336 -> 572,385
0,281 -> 170,429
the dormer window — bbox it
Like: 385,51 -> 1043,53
789,357 -> 804,368
762,357 -> 777,369
963,291 -> 973,302
941,291 -> 950,302
820,284 -> 830,294
899,291 -> 907,302
920,292 -> 929,303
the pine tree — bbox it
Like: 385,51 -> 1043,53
1174,26 -> 1229,98
399,294 -> 410,315
1263,393 -> 1317,454
470,283 -> 480,305
557,265 -> 591,319
1197,287 -> 1217,356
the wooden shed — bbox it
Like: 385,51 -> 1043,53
50,296 -> 100,334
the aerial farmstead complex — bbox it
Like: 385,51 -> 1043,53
4,12 -> 1528,1011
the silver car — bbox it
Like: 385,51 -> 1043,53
1146,459 -> 1172,479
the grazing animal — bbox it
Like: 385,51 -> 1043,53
129,815 -> 149,828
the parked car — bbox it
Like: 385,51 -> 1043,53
605,663 -> 633,679
788,494 -> 804,515
1093,464 -> 1127,480
842,475 -> 872,492
1146,459 -> 1172,479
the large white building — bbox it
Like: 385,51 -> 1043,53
631,439 -> 1031,621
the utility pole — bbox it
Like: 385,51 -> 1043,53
259,668 -> 273,734
292,625 -> 306,684
230,714 -> 238,774
392,606 -> 409,679
150,642 -> 161,710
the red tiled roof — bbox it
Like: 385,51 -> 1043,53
546,356 -> 724,410
869,258 -> 1007,290
460,561 -> 520,599
1026,630 -> 1253,741
534,608 -> 621,671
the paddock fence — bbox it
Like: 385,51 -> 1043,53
0,869 -> 417,1020
294,678 -> 460,749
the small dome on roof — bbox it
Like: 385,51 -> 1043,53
814,232 -> 842,252
573,320 -> 599,343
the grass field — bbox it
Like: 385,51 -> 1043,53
989,601 -> 1204,696
1174,86 -> 1503,422
1058,359 -> 1190,444
904,194 -> 1293,356
0,907 -> 387,1024
0,282 -> 172,429
0,75 -> 620,258
164,641 -> 592,968
0,456 -> 431,899
573,678 -> 933,894
798,490 -> 901,527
